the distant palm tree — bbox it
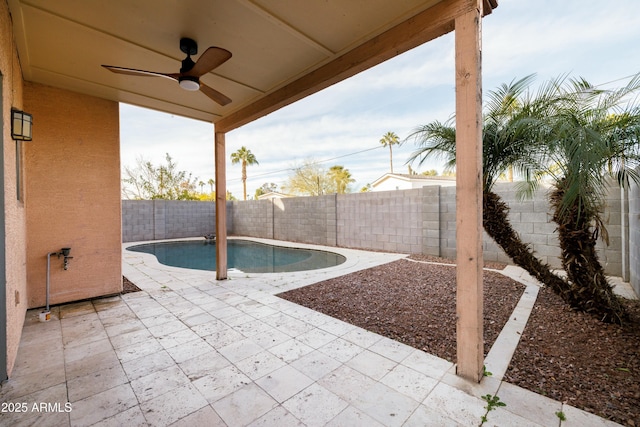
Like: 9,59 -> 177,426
198,180 -> 205,193
207,178 -> 215,193
231,146 -> 259,200
380,131 -> 400,173
328,165 -> 355,194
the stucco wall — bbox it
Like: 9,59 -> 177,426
373,177 -> 413,192
373,176 -> 456,192
1,0 -> 29,377
24,83 -> 122,308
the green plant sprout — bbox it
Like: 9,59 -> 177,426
479,394 -> 506,426
483,365 -> 493,377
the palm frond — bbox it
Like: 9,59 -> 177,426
404,118 -> 457,167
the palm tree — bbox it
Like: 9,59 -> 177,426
327,165 -> 355,194
406,75 -> 571,301
230,146 -> 259,200
408,74 -> 640,323
535,75 -> 640,323
380,131 -> 400,173
207,178 -> 215,193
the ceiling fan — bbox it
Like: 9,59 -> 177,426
102,38 -> 232,106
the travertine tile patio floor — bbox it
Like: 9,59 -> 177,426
0,238 -> 627,426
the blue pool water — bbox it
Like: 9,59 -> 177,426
127,239 -> 346,273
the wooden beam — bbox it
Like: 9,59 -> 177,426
216,0 -> 480,133
454,1 -> 484,382
214,131 -> 228,280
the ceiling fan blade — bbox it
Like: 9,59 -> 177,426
186,47 -> 232,77
199,82 -> 232,106
102,65 -> 177,81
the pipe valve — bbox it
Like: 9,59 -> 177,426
56,248 -> 72,270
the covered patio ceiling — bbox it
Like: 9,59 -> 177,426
8,0 -> 495,132
8,0 -> 497,382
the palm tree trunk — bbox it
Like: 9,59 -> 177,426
242,162 -> 247,200
389,146 -> 393,173
483,191 -> 569,297
550,185 -> 627,324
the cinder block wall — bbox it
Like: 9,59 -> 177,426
273,195 -> 337,246
230,199 -> 273,239
480,183 -> 560,267
122,201 -> 154,241
596,183 -> 624,276
439,182 -> 625,273
421,186 -> 441,256
336,188 -> 438,254
160,201 -> 216,239
439,187 -> 457,260
123,181 -> 635,279
630,173 -> 640,295
122,200 -> 218,242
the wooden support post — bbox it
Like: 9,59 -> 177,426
214,131 -> 228,280
454,1 -> 484,382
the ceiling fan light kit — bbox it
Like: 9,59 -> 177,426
102,37 -> 232,106
179,76 -> 200,91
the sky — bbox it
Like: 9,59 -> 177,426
120,0 -> 640,199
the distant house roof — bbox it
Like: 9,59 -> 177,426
371,173 -> 456,190
257,191 -> 292,200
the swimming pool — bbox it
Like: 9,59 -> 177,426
127,239 -> 347,273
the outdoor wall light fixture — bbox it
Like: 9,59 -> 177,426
11,109 -> 33,141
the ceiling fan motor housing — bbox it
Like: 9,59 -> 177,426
180,56 -> 196,73
180,38 -> 198,73
180,37 -> 198,56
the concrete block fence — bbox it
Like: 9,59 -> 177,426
336,188 -> 439,255
122,200 -> 230,242
630,177 -> 640,295
122,181 -> 638,285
